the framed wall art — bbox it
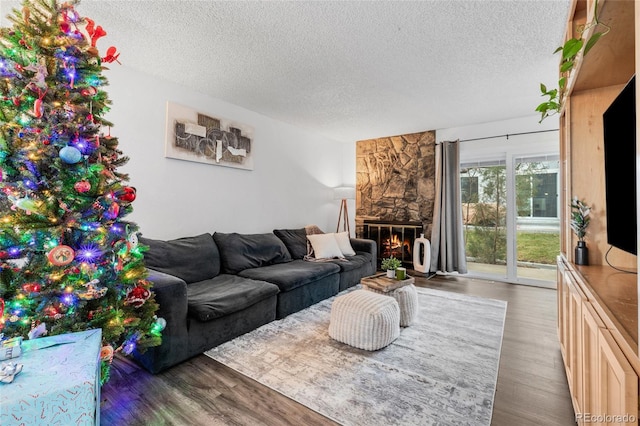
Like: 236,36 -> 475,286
164,101 -> 254,170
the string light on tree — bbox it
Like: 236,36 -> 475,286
0,0 -> 162,384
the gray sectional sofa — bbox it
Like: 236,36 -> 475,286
132,229 -> 376,374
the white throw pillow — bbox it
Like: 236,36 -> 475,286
307,233 -> 344,259
334,232 -> 356,256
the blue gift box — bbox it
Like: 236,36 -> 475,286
0,329 -> 102,426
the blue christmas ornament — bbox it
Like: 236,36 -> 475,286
59,146 -> 82,164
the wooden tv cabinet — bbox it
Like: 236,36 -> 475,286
556,0 -> 640,422
557,255 -> 638,424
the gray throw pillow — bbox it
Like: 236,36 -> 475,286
273,228 -> 307,259
139,233 -> 221,283
213,232 -> 292,274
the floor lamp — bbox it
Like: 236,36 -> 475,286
334,186 -> 356,236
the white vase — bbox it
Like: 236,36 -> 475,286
413,233 -> 430,273
386,269 -> 395,278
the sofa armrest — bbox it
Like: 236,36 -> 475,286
350,238 -> 377,275
133,268 -> 189,374
350,238 -> 376,256
147,268 -> 188,327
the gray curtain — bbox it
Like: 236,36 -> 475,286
430,140 -> 467,274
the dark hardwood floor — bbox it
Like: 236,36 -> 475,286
101,275 -> 576,425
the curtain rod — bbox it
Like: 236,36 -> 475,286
457,128 -> 559,143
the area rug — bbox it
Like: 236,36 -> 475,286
205,286 -> 507,426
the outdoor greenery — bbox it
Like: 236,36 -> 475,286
461,162 -> 560,266
465,229 -> 559,265
516,232 -> 560,264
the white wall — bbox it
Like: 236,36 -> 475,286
104,65 -> 347,239
436,115 -> 559,161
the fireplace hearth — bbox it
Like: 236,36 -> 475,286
363,220 -> 423,268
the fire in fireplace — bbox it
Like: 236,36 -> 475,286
363,220 -> 423,268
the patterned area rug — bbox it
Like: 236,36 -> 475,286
205,286 -> 507,425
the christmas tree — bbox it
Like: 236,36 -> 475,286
0,0 -> 162,383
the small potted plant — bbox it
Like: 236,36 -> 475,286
381,256 -> 402,278
570,196 -> 591,265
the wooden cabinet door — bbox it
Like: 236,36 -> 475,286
557,258 -> 567,355
567,273 -> 585,415
598,328 -> 638,426
582,301 -> 605,424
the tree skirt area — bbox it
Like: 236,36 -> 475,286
205,285 -> 507,426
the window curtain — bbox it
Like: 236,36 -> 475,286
430,140 -> 467,274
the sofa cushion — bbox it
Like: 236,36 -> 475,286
327,252 -> 373,272
307,233 -> 345,259
213,232 -> 292,274
139,233 -> 220,284
187,274 -> 279,322
238,259 -> 340,292
334,232 -> 356,256
273,228 -> 307,259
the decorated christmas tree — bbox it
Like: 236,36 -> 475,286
0,0 -> 162,383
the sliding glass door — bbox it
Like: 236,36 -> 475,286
460,153 -> 559,287
514,156 -> 559,282
461,162 -> 507,278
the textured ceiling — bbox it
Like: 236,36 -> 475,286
1,0 -> 571,142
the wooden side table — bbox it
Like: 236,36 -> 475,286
361,273 -> 415,292
361,274 -> 418,326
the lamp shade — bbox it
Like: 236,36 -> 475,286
333,186 -> 356,200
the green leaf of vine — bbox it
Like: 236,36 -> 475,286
560,60 -> 575,73
563,38 -> 584,60
584,32 -> 603,56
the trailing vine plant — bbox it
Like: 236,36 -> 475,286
536,0 -> 610,122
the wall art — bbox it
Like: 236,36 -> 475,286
164,101 -> 254,170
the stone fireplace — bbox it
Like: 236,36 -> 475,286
356,130 -> 436,267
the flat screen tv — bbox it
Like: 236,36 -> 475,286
603,74 -> 636,256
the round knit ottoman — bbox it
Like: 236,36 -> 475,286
365,284 -> 419,327
328,289 -> 400,350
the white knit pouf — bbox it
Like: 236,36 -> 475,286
365,284 -> 419,327
329,289 -> 400,350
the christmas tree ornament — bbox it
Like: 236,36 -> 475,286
46,245 -> 75,266
127,232 -> 138,248
59,145 -> 82,164
77,279 -> 108,300
150,317 -> 166,336
118,186 -> 136,203
73,180 -> 91,193
80,86 -> 97,97
42,305 -> 62,320
21,283 -> 41,293
102,46 -> 120,64
125,285 -> 150,308
104,202 -> 119,219
8,195 -> 40,214
100,344 -> 114,362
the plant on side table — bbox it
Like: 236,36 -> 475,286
381,256 -> 402,278
570,196 -> 591,265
